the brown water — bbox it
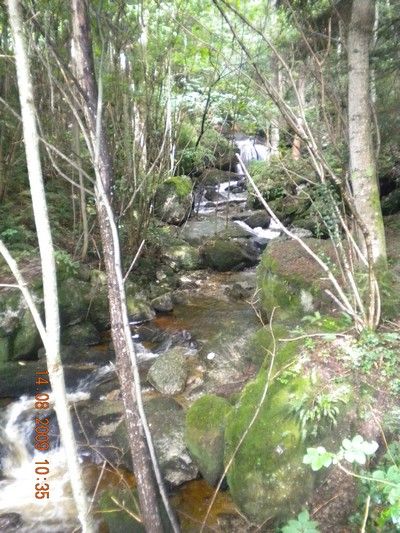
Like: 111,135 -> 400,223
0,269 -> 260,532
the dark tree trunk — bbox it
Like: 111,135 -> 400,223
70,2 -> 164,531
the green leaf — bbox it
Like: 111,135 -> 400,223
303,447 -> 334,471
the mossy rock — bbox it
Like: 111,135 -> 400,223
224,364 -> 313,524
257,238 -> 339,319
61,321 -> 100,347
151,293 -> 174,313
258,270 -> 302,321
201,238 -> 258,271
88,286 -> 110,331
185,394 -> 232,485
292,210 -> 330,239
58,278 -> 91,326
0,289 -> 30,337
248,157 -> 316,205
154,176 -> 193,225
12,309 -> 41,360
274,195 -> 310,221
163,243 -> 202,271
125,295 -> 155,324
244,324 -> 288,364
0,336 -> 10,364
197,169 -> 240,186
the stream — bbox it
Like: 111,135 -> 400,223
0,135 -> 275,532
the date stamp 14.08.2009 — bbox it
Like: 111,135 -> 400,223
34,370 -> 51,500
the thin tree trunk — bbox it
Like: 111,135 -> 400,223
347,0 -> 387,264
73,120 -> 89,260
269,0 -> 280,157
6,1 -> 95,532
70,2 -> 165,531
292,72 -> 305,160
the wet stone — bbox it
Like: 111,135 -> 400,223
147,348 -> 188,395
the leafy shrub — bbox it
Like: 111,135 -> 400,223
54,250 -> 79,280
291,379 -> 351,441
248,155 -> 316,203
176,127 -> 235,175
281,510 -> 320,533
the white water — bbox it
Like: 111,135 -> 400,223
0,365 -> 116,532
234,219 -> 281,240
235,137 -> 270,170
196,135 -> 270,215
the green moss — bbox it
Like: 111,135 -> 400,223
224,364 -> 313,524
257,253 -> 302,319
185,394 -> 232,485
245,324 -> 288,364
163,176 -> 192,198
58,278 -> 90,326
0,336 -> 10,364
164,244 -> 201,271
201,238 -> 257,271
12,309 -> 41,360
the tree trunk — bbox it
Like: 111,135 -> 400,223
347,0 -> 387,264
292,72 -> 305,161
269,0 -> 280,157
70,2 -> 164,531
6,1 -> 95,532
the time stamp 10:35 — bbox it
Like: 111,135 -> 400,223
34,370 -> 51,500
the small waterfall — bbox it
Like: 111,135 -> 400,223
235,136 -> 270,170
234,219 -> 281,240
0,364 -> 116,532
195,134 -> 273,219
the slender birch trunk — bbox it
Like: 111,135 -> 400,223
6,1 -> 95,531
292,72 -> 305,160
269,0 -> 280,157
347,0 -> 387,264
70,2 -> 168,531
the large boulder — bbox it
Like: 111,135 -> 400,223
126,294 -> 155,324
185,394 -> 232,485
58,278 -> 91,326
61,321 -> 101,347
147,348 -> 188,395
154,176 -> 193,225
257,238 -> 338,319
163,243 -> 202,271
87,290 -> 109,331
197,169 -> 241,186
238,210 -> 271,229
151,293 -> 174,313
99,397 -> 198,486
145,397 -> 198,485
0,361 -> 93,398
12,308 -> 41,360
224,351 -> 313,524
201,238 -> 258,271
269,195 -> 310,223
181,218 -> 250,245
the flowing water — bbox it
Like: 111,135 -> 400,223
0,135 -> 274,532
0,364 -> 121,531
